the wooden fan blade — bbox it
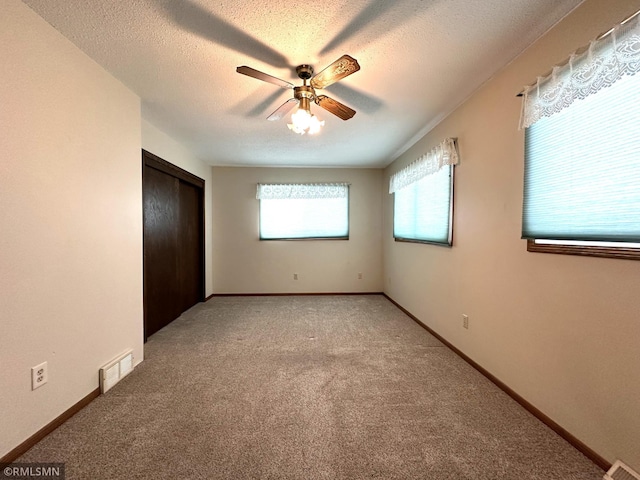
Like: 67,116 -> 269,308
316,95 -> 356,120
236,66 -> 294,89
310,55 -> 360,89
267,98 -> 298,121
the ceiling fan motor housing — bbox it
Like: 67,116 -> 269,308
294,85 -> 316,110
296,64 -> 314,80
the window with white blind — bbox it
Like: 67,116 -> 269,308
393,166 -> 454,244
390,138 -> 458,246
520,11 -> 640,259
257,183 -> 349,240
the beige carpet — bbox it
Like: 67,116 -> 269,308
19,295 -> 603,479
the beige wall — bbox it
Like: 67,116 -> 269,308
3,0 -> 638,469
0,0 -> 143,458
141,120 -> 214,296
212,167 -> 383,293
383,0 -> 640,470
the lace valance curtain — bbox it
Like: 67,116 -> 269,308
389,137 -> 458,194
256,183 -> 349,200
520,12 -> 640,129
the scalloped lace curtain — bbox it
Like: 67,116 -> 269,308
256,183 -> 349,200
520,12 -> 640,129
388,138 -> 458,193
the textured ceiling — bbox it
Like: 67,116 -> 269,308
22,0 -> 583,167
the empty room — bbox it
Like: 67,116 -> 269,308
1,0 -> 639,479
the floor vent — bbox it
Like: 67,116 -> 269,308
605,461 -> 640,480
99,350 -> 134,393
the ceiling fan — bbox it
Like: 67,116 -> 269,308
236,55 -> 360,134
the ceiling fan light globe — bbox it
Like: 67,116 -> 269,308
288,106 -> 324,135
308,115 -> 325,135
287,122 -> 305,135
291,108 -> 312,130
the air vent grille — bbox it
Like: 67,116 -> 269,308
99,350 -> 135,393
605,461 -> 640,480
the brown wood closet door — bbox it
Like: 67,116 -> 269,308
143,151 -> 204,341
177,181 -> 203,315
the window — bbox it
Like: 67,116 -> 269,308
257,183 -> 349,240
520,12 -> 640,259
390,138 -> 458,246
394,166 -> 454,244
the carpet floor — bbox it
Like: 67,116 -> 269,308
18,295 -> 603,479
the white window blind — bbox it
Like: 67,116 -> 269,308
393,166 -> 454,244
390,138 -> 457,245
521,12 -> 640,243
257,183 -> 349,240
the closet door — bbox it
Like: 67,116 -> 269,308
142,150 -> 204,340
177,180 -> 204,315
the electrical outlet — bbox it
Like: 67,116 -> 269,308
31,361 -> 48,390
358,272 -> 363,279
462,314 -> 469,329
293,273 -> 298,280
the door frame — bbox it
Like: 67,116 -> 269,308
142,149 -> 205,341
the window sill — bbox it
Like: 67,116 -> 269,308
526,239 -> 640,260
394,237 -> 452,247
260,236 -> 349,241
